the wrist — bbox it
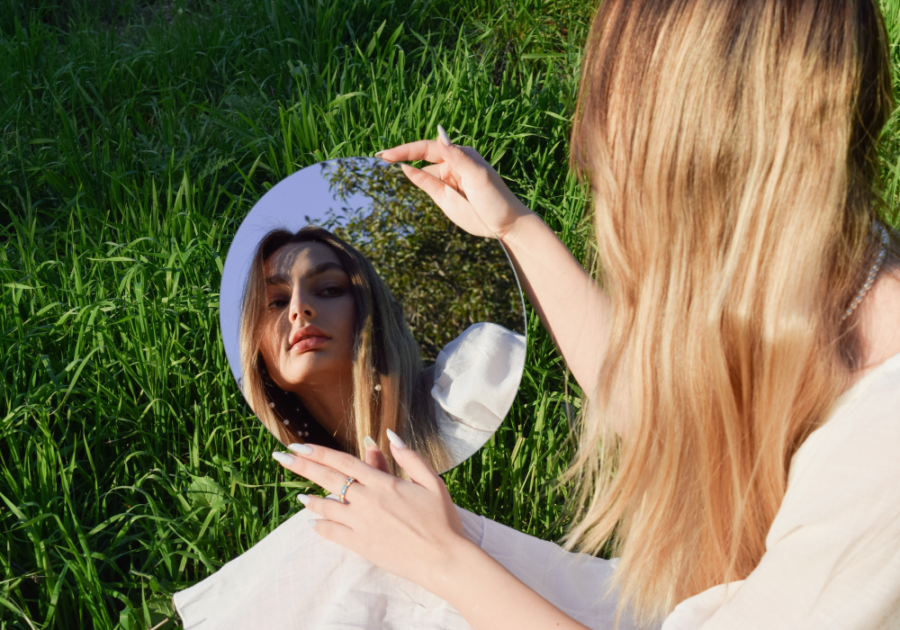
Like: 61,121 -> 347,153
498,205 -> 540,247
497,198 -> 540,245
421,535 -> 486,600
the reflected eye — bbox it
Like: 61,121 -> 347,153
319,286 -> 345,297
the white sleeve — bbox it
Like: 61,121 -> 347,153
663,356 -> 900,630
431,322 -> 527,466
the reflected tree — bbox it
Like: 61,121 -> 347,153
319,158 -> 521,362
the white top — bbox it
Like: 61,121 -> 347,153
433,322 -> 527,468
173,504 -> 634,629
663,350 -> 900,630
174,352 -> 900,630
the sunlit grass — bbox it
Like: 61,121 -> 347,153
2,0 -> 899,627
0,0 -> 595,626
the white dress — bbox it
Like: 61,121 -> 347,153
174,352 -> 900,630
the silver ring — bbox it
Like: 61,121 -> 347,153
339,477 -> 356,504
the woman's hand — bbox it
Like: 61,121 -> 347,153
272,431 -> 470,595
377,126 -> 533,240
273,433 -> 591,630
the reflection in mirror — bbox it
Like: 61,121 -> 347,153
220,158 -> 526,473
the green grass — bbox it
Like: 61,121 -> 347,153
2,0 -> 900,628
0,1 -> 596,627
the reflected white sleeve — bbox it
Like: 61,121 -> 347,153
431,322 -> 527,466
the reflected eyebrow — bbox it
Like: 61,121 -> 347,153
265,262 -> 346,287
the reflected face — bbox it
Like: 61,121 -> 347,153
259,241 -> 356,395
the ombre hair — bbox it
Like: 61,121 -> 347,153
566,0 -> 899,624
240,226 -> 451,475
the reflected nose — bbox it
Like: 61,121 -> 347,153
289,286 -> 314,323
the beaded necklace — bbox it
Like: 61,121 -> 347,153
841,223 -> 889,322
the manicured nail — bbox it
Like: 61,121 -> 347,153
437,124 -> 451,147
308,519 -> 318,528
386,429 -> 407,449
374,150 -> 386,158
297,494 -> 310,506
288,443 -> 313,455
272,451 -> 295,465
363,435 -> 378,450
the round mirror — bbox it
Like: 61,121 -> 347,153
220,157 -> 526,473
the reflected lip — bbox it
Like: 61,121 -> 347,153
289,325 -> 331,351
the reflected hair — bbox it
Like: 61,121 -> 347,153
240,226 -> 451,474
566,0 -> 898,624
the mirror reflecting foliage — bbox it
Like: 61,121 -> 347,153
318,158 -> 525,362
220,158 -> 526,473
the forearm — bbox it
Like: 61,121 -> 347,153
429,538 -> 591,630
501,210 -> 611,393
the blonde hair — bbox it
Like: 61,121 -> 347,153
239,226 -> 451,474
567,0 -> 898,624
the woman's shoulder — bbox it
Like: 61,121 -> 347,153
769,350 -> 900,544
663,353 -> 900,630
786,348 -> 900,492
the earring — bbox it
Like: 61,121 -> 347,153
374,384 -> 382,392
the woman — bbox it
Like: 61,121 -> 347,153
240,226 -> 524,475
271,0 -> 900,628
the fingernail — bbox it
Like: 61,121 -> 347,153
272,451 -> 295,465
437,124 -> 451,147
308,519 -> 318,528
288,443 -> 313,455
363,435 -> 378,450
374,150 -> 386,158
297,494 -> 310,506
386,429 -> 407,449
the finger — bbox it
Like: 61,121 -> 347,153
386,433 -> 443,490
399,163 -> 455,205
364,437 -> 390,474
311,518 -> 356,549
459,145 -> 485,162
378,140 -> 445,164
303,494 -> 353,520
436,138 -> 492,185
274,449 -> 370,497
287,443 -> 380,485
421,163 -> 443,179
399,164 -> 492,236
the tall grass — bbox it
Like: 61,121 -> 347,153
2,0 -> 899,628
0,0 -> 596,627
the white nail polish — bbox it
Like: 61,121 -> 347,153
374,150 -> 386,158
386,429 -> 407,449
308,519 -> 318,528
363,435 -> 378,449
437,125 -> 451,147
288,443 -> 313,455
297,494 -> 311,506
272,451 -> 295,465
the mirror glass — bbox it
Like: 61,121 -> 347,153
220,157 -> 526,473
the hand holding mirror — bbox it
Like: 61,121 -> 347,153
220,157 -> 526,473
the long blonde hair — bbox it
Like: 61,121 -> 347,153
567,0 -> 898,623
240,226 -> 451,474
